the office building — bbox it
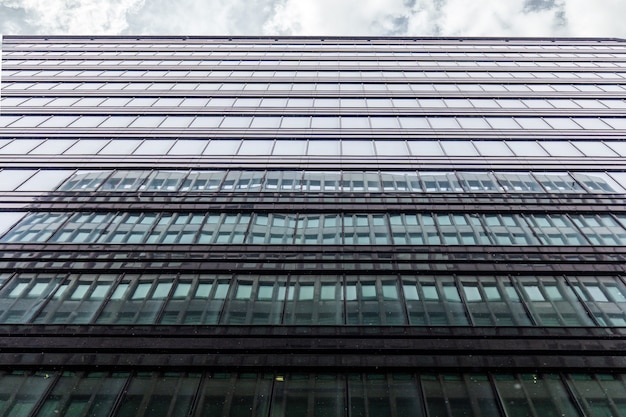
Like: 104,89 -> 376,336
0,35 -> 626,416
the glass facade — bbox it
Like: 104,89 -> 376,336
0,272 -> 623,327
1,36 -> 626,416
0,370 -> 621,417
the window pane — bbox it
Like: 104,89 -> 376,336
17,170 -> 74,191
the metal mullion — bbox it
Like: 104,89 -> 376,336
123,276 -> 154,324
341,273 -> 348,326
77,370 -> 122,417
517,213 -> 548,247
105,371 -> 136,417
533,276 -> 569,326
394,271 -> 412,327
152,274 -> 181,325
512,373 -> 543,417
559,372 -> 592,417
454,275 -> 476,327
508,275 -> 540,327
437,374 -> 460,417
562,275 -> 602,327
417,372 -> 433,417
160,373 -> 188,417
25,272 -> 72,324
435,276 -> 458,326
560,211 -> 594,246
25,370 -> 63,417
84,271 -> 124,325
215,272 -> 236,325
487,373 -> 513,417
187,371 -> 209,417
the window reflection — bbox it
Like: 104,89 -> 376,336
49,169 -> 626,194
0,369 -> 624,417
0,272 -> 622,328
4,210 -> 626,247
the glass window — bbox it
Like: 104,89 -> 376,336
73,98 -> 106,107
189,116 -> 223,128
98,140 -> 142,155
374,141 -> 409,156
250,117 -> 281,128
0,212 -> 28,236
203,140 -> 241,155
545,118 -> 581,129
441,141 -> 478,156
342,141 -> 374,156
100,97 -> 132,107
7,115 -> 50,127
99,116 -> 137,128
485,117 -> 522,129
160,116 -> 195,128
168,140 -> 207,155
540,141 -> 583,157
127,97 -> 158,107
128,116 -> 165,128
0,139 -> 44,154
408,141 -> 444,156
498,99 -> 527,108
515,117 -> 552,129
220,116 -> 253,128
400,117 -> 430,129
64,139 -> 109,155
281,117 -> 310,128
606,141 -> 626,157
273,140 -> 307,156
572,118 -> 612,130
507,141 -> 549,156
308,141 -> 340,155
341,117 -> 370,129
238,140 -> 274,155
370,117 -> 400,129
423,117 -> 460,129
574,142 -> 618,157
38,116 -> 78,128
311,117 -> 340,129
0,170 -> 37,191
17,170 -> 74,192
495,373 -> 582,417
134,140 -> 175,155
457,117 -> 490,129
474,141 -> 513,156
68,116 -> 108,128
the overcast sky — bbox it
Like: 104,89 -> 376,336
0,0 -> 625,38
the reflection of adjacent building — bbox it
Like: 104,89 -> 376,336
0,35 -> 626,416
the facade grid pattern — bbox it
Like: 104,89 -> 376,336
1,36 -> 626,416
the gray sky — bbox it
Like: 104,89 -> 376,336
0,0 -> 625,38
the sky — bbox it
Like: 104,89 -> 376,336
0,0 -> 625,38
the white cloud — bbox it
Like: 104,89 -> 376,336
1,0 -> 626,38
433,0 -> 566,37
561,0 -> 626,37
125,0 -> 275,35
263,0 -> 411,35
404,1 -> 442,37
3,0 -> 145,34
263,0 -> 570,37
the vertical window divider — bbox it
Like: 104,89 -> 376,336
454,274 -> 475,327
27,370 -> 63,417
509,275 -> 540,326
562,275 -> 602,327
153,273 -> 180,325
105,371 -> 134,417
560,371 -> 590,417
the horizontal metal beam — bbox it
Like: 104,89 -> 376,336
0,325 -> 624,370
